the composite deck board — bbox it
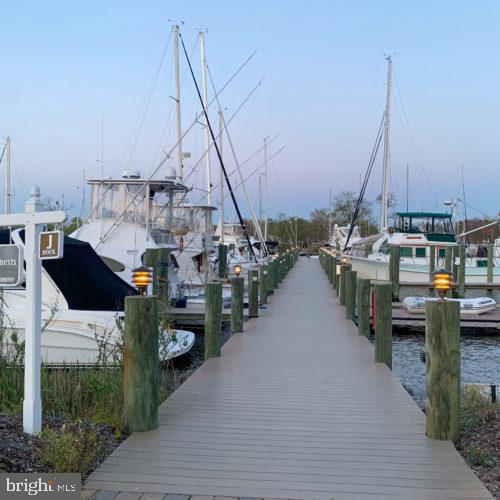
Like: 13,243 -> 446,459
86,258 -> 492,499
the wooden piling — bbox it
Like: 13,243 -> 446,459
389,245 -> 400,301
429,246 -> 436,281
330,257 -> 337,288
357,278 -> 371,337
457,244 -> 466,298
487,243 -> 494,285
204,281 -> 222,359
123,296 -> 159,433
230,277 -> 244,333
218,244 -> 228,279
345,270 -> 357,321
144,248 -> 160,295
374,282 -> 392,369
259,264 -> 268,305
248,269 -> 259,318
339,264 -> 351,306
335,263 -> 340,296
445,247 -> 452,272
425,299 -> 460,441
156,248 -> 170,310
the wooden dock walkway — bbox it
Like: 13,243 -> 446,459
86,258 -> 492,499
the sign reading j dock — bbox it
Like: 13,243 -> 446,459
0,244 -> 23,287
39,230 -> 64,260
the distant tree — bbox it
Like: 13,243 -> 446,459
331,191 -> 374,236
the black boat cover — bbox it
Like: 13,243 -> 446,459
0,230 -> 138,311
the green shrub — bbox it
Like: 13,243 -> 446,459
466,446 -> 495,468
38,422 -> 103,475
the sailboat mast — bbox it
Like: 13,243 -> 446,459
263,137 -> 268,241
173,26 -> 183,182
4,137 -> 11,214
199,31 -> 212,205
218,110 -> 224,244
380,55 -> 392,233
406,163 -> 409,212
328,187 -> 332,241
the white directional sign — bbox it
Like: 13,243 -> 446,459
0,185 -> 66,434
39,230 -> 64,260
0,244 -> 23,286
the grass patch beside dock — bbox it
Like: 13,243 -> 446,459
456,386 -> 500,498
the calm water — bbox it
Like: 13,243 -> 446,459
390,333 -> 500,406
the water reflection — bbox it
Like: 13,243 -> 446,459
390,332 -> 500,406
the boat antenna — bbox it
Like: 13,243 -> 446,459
179,34 -> 258,263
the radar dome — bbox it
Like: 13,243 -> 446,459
122,170 -> 141,179
165,166 -> 177,180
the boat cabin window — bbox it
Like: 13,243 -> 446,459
415,247 -> 426,258
400,247 -> 413,257
438,248 -> 446,258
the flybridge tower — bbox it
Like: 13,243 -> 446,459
379,55 -> 392,233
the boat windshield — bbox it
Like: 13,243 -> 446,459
395,212 -> 455,237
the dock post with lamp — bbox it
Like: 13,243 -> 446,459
339,257 -> 351,306
426,269 -> 460,441
230,265 -> 244,333
389,245 -> 400,301
259,264 -> 268,305
357,278 -> 371,337
248,269 -> 259,318
335,260 -> 341,296
374,282 -> 392,369
205,281 -> 223,358
330,255 -> 337,288
124,267 -> 159,433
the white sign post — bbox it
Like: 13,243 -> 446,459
0,186 -> 65,434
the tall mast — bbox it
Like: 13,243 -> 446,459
379,55 -> 392,233
263,137 -> 268,241
173,26 -> 183,182
199,31 -> 212,205
328,187 -> 332,241
406,163 -> 409,212
4,137 -> 11,214
218,110 -> 224,244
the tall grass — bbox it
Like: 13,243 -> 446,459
0,293 -> 185,430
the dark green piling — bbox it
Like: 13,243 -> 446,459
124,296 -> 159,433
205,281 -> 222,358
374,282 -> 392,369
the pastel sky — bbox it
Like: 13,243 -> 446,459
1,1 -> 499,222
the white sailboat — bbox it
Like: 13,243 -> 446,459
345,57 -> 500,284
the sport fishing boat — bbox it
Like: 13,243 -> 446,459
348,211 -> 500,283
1,227 -> 194,365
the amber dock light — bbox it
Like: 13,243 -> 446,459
433,268 -> 453,299
132,266 -> 152,295
233,264 -> 242,277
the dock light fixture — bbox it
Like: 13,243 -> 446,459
233,264 -> 242,277
433,268 -> 453,299
340,255 -> 349,265
132,266 -> 152,295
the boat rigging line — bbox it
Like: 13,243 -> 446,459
206,61 -> 270,256
80,45 -> 258,247
343,113 -> 385,251
179,33 -> 258,263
